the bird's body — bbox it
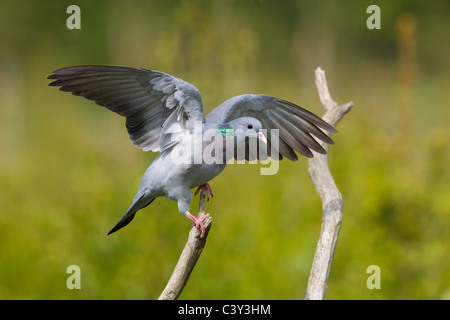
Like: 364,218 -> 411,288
115,143 -> 227,235
48,65 -> 337,237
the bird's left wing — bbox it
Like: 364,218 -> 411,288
206,94 -> 337,160
48,65 -> 205,152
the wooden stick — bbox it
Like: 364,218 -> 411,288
159,67 -> 351,300
304,67 -> 353,300
158,193 -> 212,300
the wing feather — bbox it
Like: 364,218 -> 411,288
48,65 -> 204,152
206,94 -> 337,160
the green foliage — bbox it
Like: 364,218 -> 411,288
0,0 -> 449,299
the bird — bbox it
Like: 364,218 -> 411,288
48,65 -> 338,238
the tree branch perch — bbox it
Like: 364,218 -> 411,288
158,193 -> 212,300
304,67 -> 353,300
158,67 -> 351,300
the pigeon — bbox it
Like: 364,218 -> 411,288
48,65 -> 337,237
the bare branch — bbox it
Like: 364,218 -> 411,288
158,67 -> 350,300
304,67 -> 353,300
158,193 -> 212,300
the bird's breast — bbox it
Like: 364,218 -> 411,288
185,162 -> 227,189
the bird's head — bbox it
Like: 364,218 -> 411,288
220,117 -> 267,144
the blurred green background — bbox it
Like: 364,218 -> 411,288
1,0 -> 449,299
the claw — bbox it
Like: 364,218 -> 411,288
187,213 -> 210,238
194,183 -> 214,202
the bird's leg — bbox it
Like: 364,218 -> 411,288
194,183 -> 214,202
186,212 -> 210,238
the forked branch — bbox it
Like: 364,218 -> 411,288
158,67 -> 351,300
304,67 -> 353,300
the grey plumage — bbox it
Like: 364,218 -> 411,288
48,65 -> 337,237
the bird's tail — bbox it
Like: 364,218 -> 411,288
107,197 -> 155,235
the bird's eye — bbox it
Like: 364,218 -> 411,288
247,124 -> 253,129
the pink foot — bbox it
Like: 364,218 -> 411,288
187,213 -> 210,238
194,183 -> 214,202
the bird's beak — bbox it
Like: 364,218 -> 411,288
257,132 -> 267,145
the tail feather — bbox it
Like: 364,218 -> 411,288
107,198 -> 154,235
107,212 -> 137,235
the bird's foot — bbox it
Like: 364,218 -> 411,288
187,213 -> 210,238
194,183 -> 214,202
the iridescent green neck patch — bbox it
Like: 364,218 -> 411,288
218,123 -> 234,138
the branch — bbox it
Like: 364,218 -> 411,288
158,67 -> 350,300
304,67 -> 353,300
158,193 -> 212,300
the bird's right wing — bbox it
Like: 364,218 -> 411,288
48,65 -> 205,153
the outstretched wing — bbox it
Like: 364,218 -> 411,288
48,65 -> 205,152
206,94 -> 337,160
